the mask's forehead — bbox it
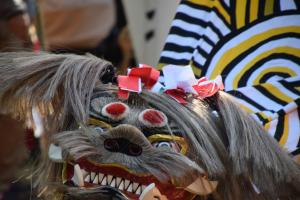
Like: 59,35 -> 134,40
89,90 -> 182,137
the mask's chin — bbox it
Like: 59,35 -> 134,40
61,158 -> 195,200
64,185 -> 130,200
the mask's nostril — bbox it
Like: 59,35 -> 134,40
104,139 -> 119,152
103,138 -> 143,156
128,143 -> 142,156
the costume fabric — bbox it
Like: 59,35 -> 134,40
159,0 -> 300,158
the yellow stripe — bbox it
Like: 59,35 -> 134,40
249,0 -> 259,22
188,0 -> 231,24
253,67 -> 297,85
279,114 -> 289,146
233,47 -> 300,88
264,120 -> 271,131
210,26 -> 300,79
192,67 -> 201,77
259,111 -> 272,122
239,103 -> 255,113
156,63 -> 165,71
236,0 -> 247,29
264,0 -> 274,16
261,82 -> 294,103
190,61 -> 202,77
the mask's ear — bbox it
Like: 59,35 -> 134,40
0,52 -> 114,129
217,91 -> 300,198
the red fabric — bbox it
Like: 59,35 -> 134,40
117,75 -> 140,92
117,65 -> 160,99
117,90 -> 129,100
192,76 -> 224,98
129,65 -> 160,88
165,89 -> 187,104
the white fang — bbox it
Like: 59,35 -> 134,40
72,164 -> 84,187
107,175 -> 113,184
93,175 -> 99,184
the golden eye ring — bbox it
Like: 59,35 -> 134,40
147,134 -> 188,155
88,118 -> 112,129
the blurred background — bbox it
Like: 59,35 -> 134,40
0,0 -> 180,72
0,0 -> 179,199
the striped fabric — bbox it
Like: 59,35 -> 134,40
158,0 -> 300,159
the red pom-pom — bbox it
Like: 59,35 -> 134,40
139,109 -> 167,127
101,102 -> 129,121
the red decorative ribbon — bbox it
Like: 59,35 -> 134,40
192,76 -> 224,99
166,76 -> 224,104
117,64 -> 160,99
164,89 -> 188,104
117,64 -> 224,103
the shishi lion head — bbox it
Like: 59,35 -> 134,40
0,52 -> 299,200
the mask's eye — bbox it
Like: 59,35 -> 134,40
152,141 -> 181,153
94,126 -> 104,133
88,125 -> 106,134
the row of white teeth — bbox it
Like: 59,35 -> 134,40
71,164 -> 148,196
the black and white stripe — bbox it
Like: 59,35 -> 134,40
159,0 -> 230,67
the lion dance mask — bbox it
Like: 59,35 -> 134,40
0,52 -> 299,200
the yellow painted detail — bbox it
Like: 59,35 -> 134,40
148,134 -> 188,155
88,118 -> 112,129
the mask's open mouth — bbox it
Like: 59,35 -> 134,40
63,158 -> 194,200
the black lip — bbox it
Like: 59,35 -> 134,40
64,186 -> 129,200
